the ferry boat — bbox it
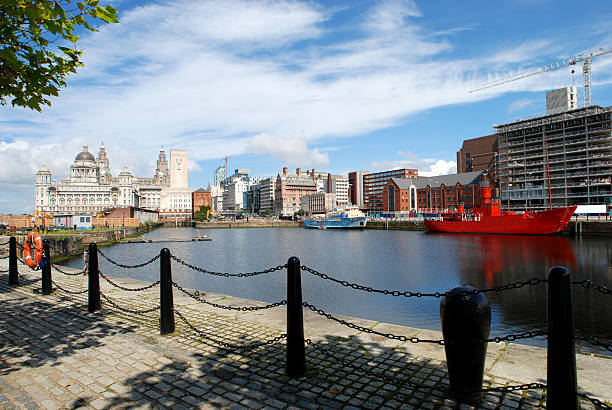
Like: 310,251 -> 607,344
303,207 -> 368,229
423,176 -> 576,235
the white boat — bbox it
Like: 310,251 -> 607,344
303,207 -> 368,229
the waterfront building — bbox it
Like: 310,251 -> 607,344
456,134 -> 498,177
362,168 -> 418,211
327,174 -> 350,208
222,169 -> 263,211
382,171 -> 484,213
300,192 -> 337,216
159,149 -> 196,222
258,177 -> 275,214
496,104 -> 612,211
348,170 -> 369,209
210,185 -> 223,212
35,145 -> 170,216
192,187 -> 212,218
274,167 -> 317,216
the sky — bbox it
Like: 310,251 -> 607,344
2,0 -> 612,213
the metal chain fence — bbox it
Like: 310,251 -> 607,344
572,280 -> 612,295
173,308 -> 287,350
51,264 -> 86,276
301,265 -> 547,297
100,292 -> 161,314
97,248 -> 160,269
170,254 -> 286,278
98,270 -> 160,292
51,280 -> 88,295
303,302 -> 547,345
576,392 -> 612,409
172,281 -> 287,311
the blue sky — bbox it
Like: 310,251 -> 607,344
2,0 -> 612,213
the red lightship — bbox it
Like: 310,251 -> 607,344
423,177 -> 576,235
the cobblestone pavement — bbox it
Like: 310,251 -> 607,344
0,258 -> 609,409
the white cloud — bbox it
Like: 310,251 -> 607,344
508,98 -> 534,113
245,133 -> 329,167
371,150 -> 456,176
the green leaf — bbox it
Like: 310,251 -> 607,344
77,2 -> 85,11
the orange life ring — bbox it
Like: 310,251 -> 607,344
24,231 -> 43,269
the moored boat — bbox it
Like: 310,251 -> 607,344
423,176 -> 576,235
304,207 -> 368,229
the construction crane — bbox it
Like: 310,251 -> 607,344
470,48 -> 612,107
222,155 -> 232,180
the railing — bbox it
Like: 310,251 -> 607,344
3,237 -> 611,408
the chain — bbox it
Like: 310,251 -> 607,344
303,302 -> 546,344
302,265 -> 545,297
481,382 -> 546,393
0,255 -> 9,259
16,256 -> 38,271
98,270 -> 160,292
15,241 -> 24,250
572,280 -> 612,295
173,308 -> 287,350
51,264 -> 86,276
172,281 -> 287,311
100,292 -> 161,314
170,254 -> 286,278
575,335 -> 612,352
577,392 -> 611,409
17,272 -> 42,284
97,248 -> 160,269
51,280 -> 89,295
0,268 -> 8,273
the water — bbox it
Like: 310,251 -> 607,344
64,227 -> 612,354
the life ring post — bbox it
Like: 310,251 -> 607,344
9,236 -> 18,286
41,239 -> 52,295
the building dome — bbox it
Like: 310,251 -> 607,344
75,145 -> 95,162
37,165 -> 51,173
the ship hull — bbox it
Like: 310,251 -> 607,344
424,206 -> 576,235
304,217 -> 367,229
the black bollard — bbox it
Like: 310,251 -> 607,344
9,236 -> 18,286
440,285 -> 491,404
88,243 -> 101,313
546,266 -> 577,410
286,256 -> 305,377
160,248 -> 175,335
41,239 -> 52,294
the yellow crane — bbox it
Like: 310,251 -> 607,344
470,48 -> 612,107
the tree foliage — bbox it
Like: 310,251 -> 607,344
194,206 -> 210,221
0,0 -> 119,111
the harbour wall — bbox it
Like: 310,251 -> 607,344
193,220 -> 301,229
0,223 -> 160,261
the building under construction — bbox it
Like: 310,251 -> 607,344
496,96 -> 612,211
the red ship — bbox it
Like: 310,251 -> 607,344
423,176 -> 576,235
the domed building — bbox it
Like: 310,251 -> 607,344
35,145 -> 176,216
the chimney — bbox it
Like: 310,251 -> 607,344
312,168 -> 315,181
283,167 -> 288,175
296,168 -> 301,176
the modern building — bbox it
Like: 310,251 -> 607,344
382,171 -> 484,213
300,192 -> 337,216
496,104 -> 612,211
159,149 -> 196,222
546,87 -> 578,115
274,167 -> 317,216
192,188 -> 212,218
258,177 -> 275,214
348,170 -> 369,209
327,174 -> 350,208
362,168 -> 418,211
210,185 -> 223,212
35,145 -> 170,216
221,169 -> 263,211
214,165 -> 225,187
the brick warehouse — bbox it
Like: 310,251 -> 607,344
382,171 -> 485,213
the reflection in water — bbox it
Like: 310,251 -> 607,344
62,227 -> 611,355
